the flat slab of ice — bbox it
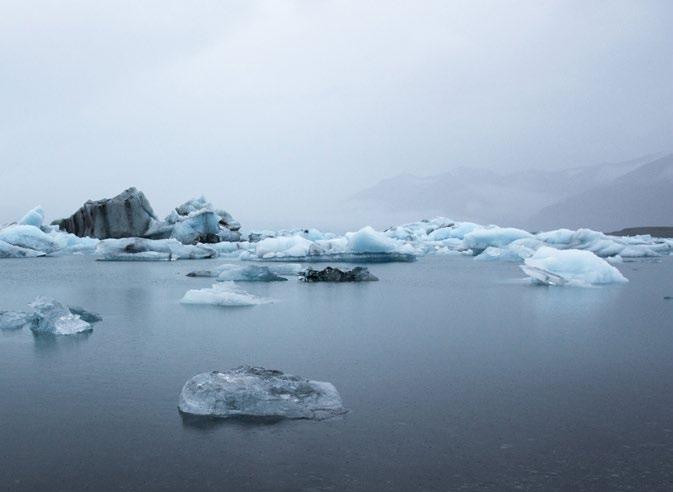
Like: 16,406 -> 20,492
178,366 -> 346,420
520,247 -> 628,286
180,282 -> 272,306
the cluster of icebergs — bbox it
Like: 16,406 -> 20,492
3,206 -> 671,285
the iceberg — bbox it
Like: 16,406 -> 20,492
180,282 -> 272,306
18,206 -> 46,227
345,226 -> 400,253
178,366 -> 346,420
215,264 -> 287,282
96,238 -> 217,261
0,311 -> 36,330
0,225 -> 61,254
462,227 -> 533,254
166,196 -> 241,243
520,247 -> 628,286
247,226 -> 416,263
0,239 -> 46,258
299,266 -> 379,282
53,187 -> 161,240
28,297 -> 102,335
51,189 -> 241,245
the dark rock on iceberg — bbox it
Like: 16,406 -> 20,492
299,266 -> 379,282
178,366 -> 346,420
68,306 -> 103,323
186,270 -> 217,278
53,187 -> 159,240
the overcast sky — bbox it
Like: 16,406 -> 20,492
1,0 -> 672,229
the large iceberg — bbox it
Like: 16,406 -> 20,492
53,187 -> 160,240
178,366 -> 346,420
180,282 -> 272,306
51,188 -> 241,245
520,247 -> 629,286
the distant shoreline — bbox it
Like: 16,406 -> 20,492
608,226 -> 673,238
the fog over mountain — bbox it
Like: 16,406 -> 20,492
530,153 -> 673,231
350,153 -> 672,231
1,1 -> 673,231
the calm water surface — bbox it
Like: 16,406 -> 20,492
1,255 -> 673,491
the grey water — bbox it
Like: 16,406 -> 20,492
1,255 -> 673,491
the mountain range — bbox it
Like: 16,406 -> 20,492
350,153 -> 673,232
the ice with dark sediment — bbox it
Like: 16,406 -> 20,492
299,266 -> 379,282
178,366 -> 346,420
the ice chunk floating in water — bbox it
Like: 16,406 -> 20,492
520,247 -> 628,286
29,297 -> 102,335
180,282 -> 272,306
299,266 -> 379,282
178,366 -> 346,420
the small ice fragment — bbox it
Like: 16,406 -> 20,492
29,297 -> 94,335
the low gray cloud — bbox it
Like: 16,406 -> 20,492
1,0 -> 672,229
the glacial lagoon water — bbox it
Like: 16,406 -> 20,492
1,255 -> 673,490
